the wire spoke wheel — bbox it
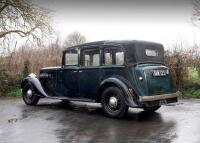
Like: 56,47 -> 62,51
22,83 -> 40,106
106,95 -> 121,111
101,86 -> 128,118
24,88 -> 33,103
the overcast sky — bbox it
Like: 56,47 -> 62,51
36,0 -> 199,48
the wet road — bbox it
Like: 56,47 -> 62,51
0,97 -> 200,143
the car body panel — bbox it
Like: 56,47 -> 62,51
21,74 -> 47,97
133,64 -> 175,96
79,67 -> 101,99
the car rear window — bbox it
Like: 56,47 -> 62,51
145,49 -> 158,57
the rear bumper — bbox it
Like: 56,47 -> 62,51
139,92 -> 178,102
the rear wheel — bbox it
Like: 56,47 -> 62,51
143,106 -> 161,112
101,86 -> 128,118
22,83 -> 40,105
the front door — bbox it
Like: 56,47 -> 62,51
79,46 -> 101,99
61,48 -> 79,98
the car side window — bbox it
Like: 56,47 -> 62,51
104,47 -> 124,65
65,49 -> 78,65
81,48 -> 100,67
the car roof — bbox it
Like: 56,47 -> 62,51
63,40 -> 163,52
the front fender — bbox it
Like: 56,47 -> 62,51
21,73 -> 47,97
99,77 -> 138,107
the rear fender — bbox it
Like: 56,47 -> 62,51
21,73 -> 47,97
99,77 -> 138,107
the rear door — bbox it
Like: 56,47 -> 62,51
79,46 -> 101,99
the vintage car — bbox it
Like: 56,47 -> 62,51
21,40 -> 178,118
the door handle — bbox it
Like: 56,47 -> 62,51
73,71 -> 78,73
79,70 -> 82,73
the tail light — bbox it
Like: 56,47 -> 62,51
128,88 -> 136,95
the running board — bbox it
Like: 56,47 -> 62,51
46,96 -> 96,103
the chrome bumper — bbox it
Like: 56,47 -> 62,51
139,92 -> 178,102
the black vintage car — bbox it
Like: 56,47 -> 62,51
21,40 -> 178,118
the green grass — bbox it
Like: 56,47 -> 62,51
6,88 -> 22,97
181,67 -> 200,98
188,67 -> 200,82
182,88 -> 200,98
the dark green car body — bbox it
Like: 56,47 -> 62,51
21,40 -> 177,108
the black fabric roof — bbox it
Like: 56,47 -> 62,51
63,40 -> 162,50
63,40 -> 164,65
124,41 -> 164,65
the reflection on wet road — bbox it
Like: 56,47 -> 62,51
0,97 -> 200,143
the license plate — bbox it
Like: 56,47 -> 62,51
159,99 -> 167,105
153,70 -> 167,76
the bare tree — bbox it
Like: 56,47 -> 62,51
192,0 -> 200,27
165,45 -> 195,90
64,31 -> 87,47
192,44 -> 200,76
0,0 -> 52,44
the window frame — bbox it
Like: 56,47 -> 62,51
80,46 -> 101,67
102,45 -> 125,67
63,48 -> 79,67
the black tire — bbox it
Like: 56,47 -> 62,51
143,106 -> 161,112
101,86 -> 128,118
22,83 -> 40,106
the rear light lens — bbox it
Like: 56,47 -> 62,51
128,88 -> 136,95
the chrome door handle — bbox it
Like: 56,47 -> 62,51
73,71 -> 78,73
79,70 -> 82,73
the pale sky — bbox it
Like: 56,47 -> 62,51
37,0 -> 200,49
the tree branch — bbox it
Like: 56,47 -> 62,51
0,30 -> 30,38
0,1 -> 8,13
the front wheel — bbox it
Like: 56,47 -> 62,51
101,86 -> 128,118
143,106 -> 161,112
22,83 -> 40,106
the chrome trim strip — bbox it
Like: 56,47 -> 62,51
139,92 -> 178,102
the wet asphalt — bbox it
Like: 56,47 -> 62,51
0,97 -> 200,143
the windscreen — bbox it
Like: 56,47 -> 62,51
125,42 -> 164,65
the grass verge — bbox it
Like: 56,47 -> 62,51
181,89 -> 200,98
6,88 -> 22,97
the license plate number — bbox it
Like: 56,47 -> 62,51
153,70 -> 167,76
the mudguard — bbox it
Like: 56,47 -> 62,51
21,73 -> 47,97
99,77 -> 139,107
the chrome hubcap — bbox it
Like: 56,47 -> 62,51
109,97 -> 118,108
26,89 -> 32,98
